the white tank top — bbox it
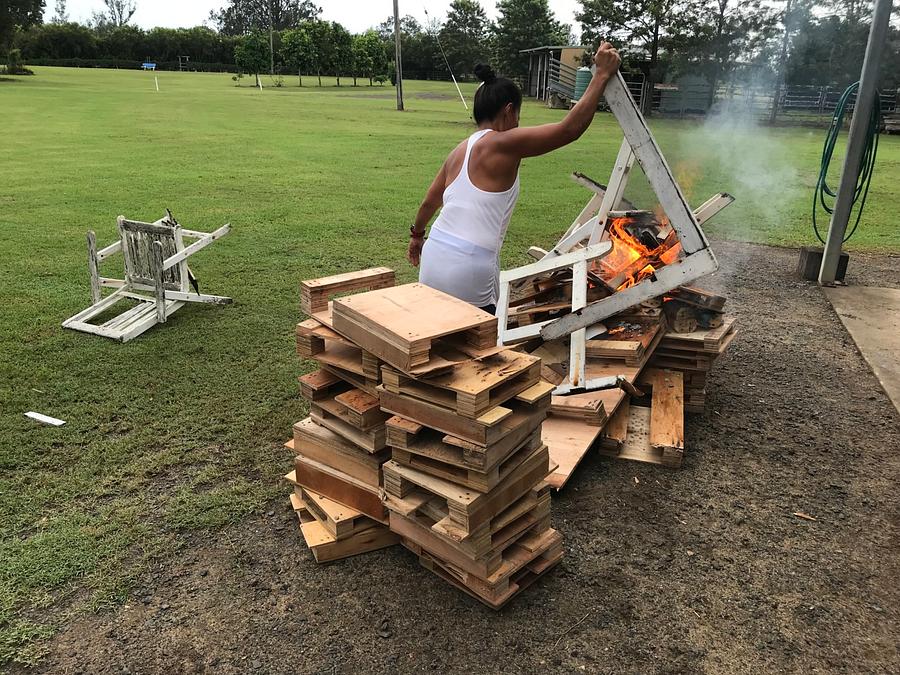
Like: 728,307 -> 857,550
430,129 -> 520,253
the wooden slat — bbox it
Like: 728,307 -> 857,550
640,368 -> 684,456
379,386 -> 547,447
292,418 -> 388,486
293,454 -> 387,522
300,267 -> 395,315
332,283 -> 498,371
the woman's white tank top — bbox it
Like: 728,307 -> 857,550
430,129 -> 520,253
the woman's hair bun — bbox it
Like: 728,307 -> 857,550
473,63 -> 496,84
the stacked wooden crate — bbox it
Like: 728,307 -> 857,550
328,282 -> 563,609
285,268 -> 401,562
647,317 -> 737,413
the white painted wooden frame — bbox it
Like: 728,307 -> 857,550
496,72 -> 733,392
62,217 -> 232,342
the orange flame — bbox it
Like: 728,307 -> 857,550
594,214 -> 682,291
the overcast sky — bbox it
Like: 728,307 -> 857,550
48,1 -> 583,36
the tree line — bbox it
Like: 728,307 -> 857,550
2,0 -> 897,89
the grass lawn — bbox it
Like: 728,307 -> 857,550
0,66 -> 898,666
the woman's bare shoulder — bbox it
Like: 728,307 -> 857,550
442,138 -> 468,184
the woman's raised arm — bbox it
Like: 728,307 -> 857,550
492,43 -> 621,159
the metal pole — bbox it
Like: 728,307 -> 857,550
393,0 -> 404,111
769,0 -> 793,125
818,0 -> 891,284
268,2 -> 274,76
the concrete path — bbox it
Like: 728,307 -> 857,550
824,286 -> 900,414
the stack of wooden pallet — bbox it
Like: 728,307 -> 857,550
527,299 -> 735,475
285,268 -> 401,562
648,317 -> 737,412
328,282 -> 562,608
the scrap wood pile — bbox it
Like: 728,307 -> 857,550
503,261 -> 736,485
286,269 -> 562,608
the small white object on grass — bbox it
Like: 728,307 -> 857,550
155,76 -> 159,92
25,412 -> 66,426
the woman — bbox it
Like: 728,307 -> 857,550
407,42 -> 622,314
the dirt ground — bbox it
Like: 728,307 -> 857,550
24,240 -> 900,674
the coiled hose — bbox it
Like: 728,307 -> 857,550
812,82 -> 882,244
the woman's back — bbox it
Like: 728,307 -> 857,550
431,129 -> 520,253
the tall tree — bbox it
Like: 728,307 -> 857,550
349,29 -> 388,85
1,0 -> 44,50
102,0 -> 137,27
330,21 -> 352,86
377,14 -> 443,80
439,0 -> 490,78
577,0 -> 685,83
281,23 -> 314,85
305,19 -> 332,86
209,0 -> 320,36
234,30 -> 269,86
51,0 -> 68,24
493,0 -> 569,82
670,0 -> 777,98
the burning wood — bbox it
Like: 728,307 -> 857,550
594,213 -> 683,291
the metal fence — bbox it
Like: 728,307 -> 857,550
652,82 -> 898,125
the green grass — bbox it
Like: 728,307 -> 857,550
0,67 -> 898,666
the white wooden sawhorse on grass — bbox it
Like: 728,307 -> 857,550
62,213 -> 232,342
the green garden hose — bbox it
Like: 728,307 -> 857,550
812,82 -> 882,244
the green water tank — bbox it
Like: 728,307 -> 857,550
573,67 -> 592,101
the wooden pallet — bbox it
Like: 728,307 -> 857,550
387,482 -> 549,560
382,443 -> 552,540
409,528 -> 563,609
312,340 -> 382,387
300,267 -> 395,316
334,388 -> 388,430
386,409 -> 544,475
658,317 -> 736,352
549,387 -> 624,426
298,369 -> 346,401
289,418 -> 388,487
390,494 -> 550,579
290,492 -> 398,563
332,283 -> 498,372
295,318 -> 356,358
598,368 -> 684,467
380,350 -> 541,419
378,385 -> 551,447
296,485 -> 375,539
392,430 -> 544,494
290,456 -> 388,522
584,318 -> 663,365
309,396 -> 387,453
